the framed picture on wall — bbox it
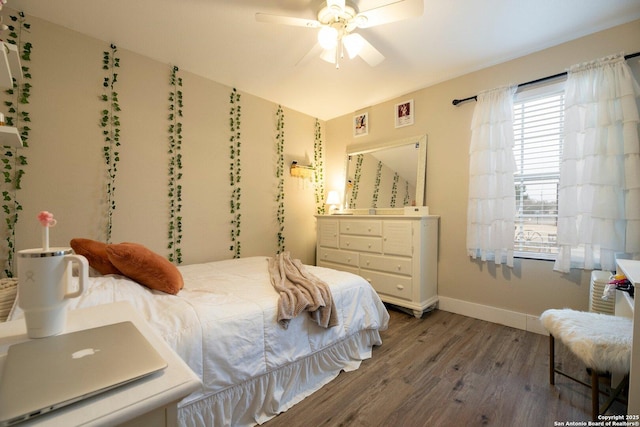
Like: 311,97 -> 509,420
353,112 -> 369,137
395,99 -> 414,128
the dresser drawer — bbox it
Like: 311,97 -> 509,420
340,220 -> 382,236
340,236 -> 382,253
360,254 -> 412,276
317,261 -> 360,276
317,220 -> 339,248
318,248 -> 359,268
360,269 -> 413,300
383,221 -> 413,256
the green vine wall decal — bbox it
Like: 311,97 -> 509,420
404,181 -> 410,206
1,12 -> 31,277
229,88 -> 242,258
313,118 -> 326,215
275,105 -> 285,253
372,160 -> 382,208
168,65 -> 183,264
349,154 -> 363,209
391,172 -> 399,207
100,43 -> 120,243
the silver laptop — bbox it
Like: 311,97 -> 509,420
0,321 -> 167,426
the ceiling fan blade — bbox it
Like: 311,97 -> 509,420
255,12 -> 321,28
356,0 -> 424,29
355,34 -> 385,67
319,48 -> 337,64
296,43 -> 325,66
327,0 -> 346,11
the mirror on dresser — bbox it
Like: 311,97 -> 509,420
343,135 -> 427,211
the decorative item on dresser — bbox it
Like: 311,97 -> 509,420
316,214 -> 438,318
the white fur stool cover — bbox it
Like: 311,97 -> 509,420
540,309 -> 632,373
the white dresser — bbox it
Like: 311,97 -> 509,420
316,215 -> 438,318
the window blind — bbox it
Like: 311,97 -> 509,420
513,90 -> 564,257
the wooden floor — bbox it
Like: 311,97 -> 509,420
264,307 -> 627,427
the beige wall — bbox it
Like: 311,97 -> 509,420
4,10 -> 321,267
326,20 -> 640,317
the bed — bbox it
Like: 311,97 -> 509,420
8,255 -> 389,426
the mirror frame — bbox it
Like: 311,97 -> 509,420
343,134 -> 427,211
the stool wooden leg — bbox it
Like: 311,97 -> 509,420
591,369 -> 599,421
549,334 -> 555,385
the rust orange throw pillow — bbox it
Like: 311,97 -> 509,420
105,242 -> 184,295
70,238 -> 122,275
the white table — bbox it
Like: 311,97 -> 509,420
616,259 -> 640,415
0,301 -> 201,426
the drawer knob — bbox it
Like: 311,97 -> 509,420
366,260 -> 370,265
367,244 -> 372,248
397,265 -> 401,270
396,285 -> 404,290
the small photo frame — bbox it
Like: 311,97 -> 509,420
353,112 -> 368,137
395,99 -> 414,128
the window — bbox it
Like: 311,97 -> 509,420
513,83 -> 564,259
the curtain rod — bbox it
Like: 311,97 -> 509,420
451,51 -> 640,106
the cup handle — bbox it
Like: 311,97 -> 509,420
64,254 -> 88,299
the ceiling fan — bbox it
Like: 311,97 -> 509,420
255,0 -> 424,68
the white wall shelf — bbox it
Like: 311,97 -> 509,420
0,42 -> 21,88
5,43 -> 22,82
0,126 -> 22,148
0,42 -> 23,148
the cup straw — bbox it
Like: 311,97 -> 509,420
37,211 -> 56,251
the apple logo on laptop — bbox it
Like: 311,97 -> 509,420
72,348 -> 100,359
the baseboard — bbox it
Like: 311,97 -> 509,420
437,296 -> 548,335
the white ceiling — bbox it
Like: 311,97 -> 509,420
8,0 -> 640,120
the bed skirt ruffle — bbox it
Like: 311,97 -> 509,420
178,328 -> 382,427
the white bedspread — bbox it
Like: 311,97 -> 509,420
9,256 -> 389,426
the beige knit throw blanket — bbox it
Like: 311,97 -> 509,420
268,252 -> 339,329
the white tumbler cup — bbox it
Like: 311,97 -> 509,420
17,247 -> 88,338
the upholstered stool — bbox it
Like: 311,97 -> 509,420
540,309 -> 632,420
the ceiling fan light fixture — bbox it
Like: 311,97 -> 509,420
318,26 -> 338,49
342,33 -> 364,59
319,48 -> 336,64
256,0 -> 404,68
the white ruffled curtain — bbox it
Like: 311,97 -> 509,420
467,86 -> 518,267
554,53 -> 640,273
